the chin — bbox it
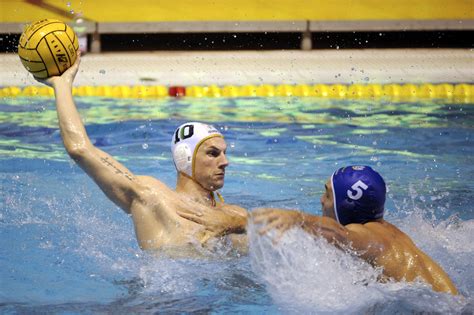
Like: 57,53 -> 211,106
211,180 -> 224,190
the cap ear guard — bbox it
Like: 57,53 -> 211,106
172,143 -> 192,176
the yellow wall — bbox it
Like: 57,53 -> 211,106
1,0 -> 473,23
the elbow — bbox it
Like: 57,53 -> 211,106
66,143 -> 92,161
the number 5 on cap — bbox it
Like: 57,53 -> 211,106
347,180 -> 368,200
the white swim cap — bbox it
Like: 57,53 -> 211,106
171,122 -> 223,178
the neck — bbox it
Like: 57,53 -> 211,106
176,172 -> 216,206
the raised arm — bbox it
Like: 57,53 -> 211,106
40,54 -> 142,213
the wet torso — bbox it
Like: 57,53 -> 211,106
130,175 -> 246,253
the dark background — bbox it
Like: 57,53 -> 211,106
1,30 -> 473,52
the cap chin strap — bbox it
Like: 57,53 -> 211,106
180,172 -> 224,207
211,191 -> 225,206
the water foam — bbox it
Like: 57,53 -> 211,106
249,223 -> 385,313
248,218 -> 470,314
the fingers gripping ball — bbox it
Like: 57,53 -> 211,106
18,19 -> 79,79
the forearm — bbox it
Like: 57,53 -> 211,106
52,80 -> 92,154
221,206 -> 248,234
178,204 -> 248,236
299,213 -> 349,245
211,210 -> 247,236
226,214 -> 247,234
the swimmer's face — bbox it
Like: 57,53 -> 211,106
321,178 -> 337,220
194,137 -> 228,191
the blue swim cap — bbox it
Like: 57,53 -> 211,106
331,166 -> 386,225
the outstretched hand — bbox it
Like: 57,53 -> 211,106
177,204 -> 248,237
252,208 -> 303,243
36,51 -> 82,88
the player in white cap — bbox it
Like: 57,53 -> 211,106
36,53 -> 248,253
171,122 -> 227,206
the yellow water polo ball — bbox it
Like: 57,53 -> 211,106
18,19 -> 79,79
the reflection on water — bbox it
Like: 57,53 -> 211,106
1,96 -> 473,313
1,97 -> 471,162
1,96 -> 470,127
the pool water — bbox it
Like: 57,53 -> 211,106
1,96 -> 473,313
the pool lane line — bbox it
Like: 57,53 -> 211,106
1,83 -> 473,102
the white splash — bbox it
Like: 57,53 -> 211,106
248,223 -> 384,313
248,219 -> 470,314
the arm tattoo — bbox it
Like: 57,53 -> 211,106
100,156 -> 135,181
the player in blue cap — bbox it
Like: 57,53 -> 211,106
331,165 -> 386,225
253,166 -> 458,295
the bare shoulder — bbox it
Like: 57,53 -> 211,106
345,222 -> 375,235
346,220 -> 421,256
343,221 -> 390,253
130,175 -> 186,224
365,220 -> 412,240
136,175 -> 168,187
347,220 -> 393,234
134,175 -> 177,200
